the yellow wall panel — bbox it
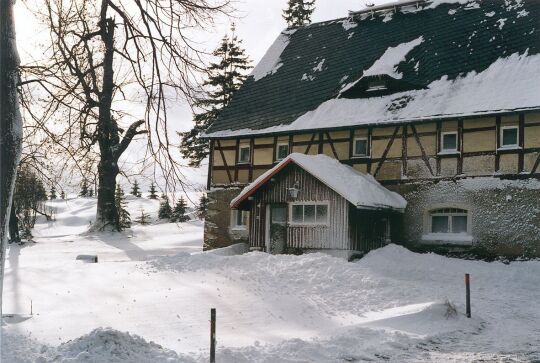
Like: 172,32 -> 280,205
525,126 -> 540,148
254,137 -> 274,145
501,114 -> 519,125
372,139 -> 402,159
463,131 -> 496,153
463,155 -> 494,175
378,161 -> 401,180
463,117 -> 495,129
372,127 -> 399,137
293,133 -> 314,142
212,170 -> 230,184
352,164 -> 368,173
524,152 -> 540,173
253,148 -> 273,165
525,112 -> 540,124
413,122 -> 436,133
237,169 -> 250,184
440,158 -> 457,176
441,120 -> 458,131
499,154 -> 518,174
354,129 -> 369,138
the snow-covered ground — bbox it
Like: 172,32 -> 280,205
2,197 -> 540,362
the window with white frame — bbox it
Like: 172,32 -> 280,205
276,143 -> 289,161
440,131 -> 458,152
238,144 -> 251,164
290,202 -> 329,225
500,126 -> 519,148
430,208 -> 468,234
231,210 -> 249,229
353,138 -> 369,157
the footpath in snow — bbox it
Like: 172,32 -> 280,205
2,197 -> 540,362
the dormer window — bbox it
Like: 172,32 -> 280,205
367,79 -> 387,92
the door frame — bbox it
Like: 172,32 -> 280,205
265,203 -> 288,253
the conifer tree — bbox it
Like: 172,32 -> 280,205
283,0 -> 316,28
180,25 -> 251,166
135,208 -> 151,225
89,188 -> 94,197
80,180 -> 89,197
131,180 -> 142,197
114,185 -> 131,230
49,186 -> 57,200
158,199 -> 173,220
160,193 -> 167,200
60,191 -> 66,200
197,194 -> 209,220
171,196 -> 190,222
148,182 -> 158,199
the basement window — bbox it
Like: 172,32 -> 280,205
500,126 -> 519,148
276,143 -> 290,161
231,210 -> 249,230
238,145 -> 251,164
366,79 -> 387,92
440,131 -> 458,153
430,208 -> 468,234
353,137 -> 369,157
290,202 -> 329,226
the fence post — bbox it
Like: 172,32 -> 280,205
465,273 -> 471,318
210,308 -> 216,363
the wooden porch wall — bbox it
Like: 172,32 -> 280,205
249,165 -> 351,250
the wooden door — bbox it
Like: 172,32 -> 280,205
269,204 -> 287,254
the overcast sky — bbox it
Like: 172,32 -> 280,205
13,0 -> 387,191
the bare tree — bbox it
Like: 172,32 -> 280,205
0,0 -> 24,350
21,0 -> 231,231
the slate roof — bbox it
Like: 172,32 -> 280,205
230,153 -> 407,211
206,0 -> 540,138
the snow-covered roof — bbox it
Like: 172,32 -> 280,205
206,0 -> 540,138
230,153 -> 407,211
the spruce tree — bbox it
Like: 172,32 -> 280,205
179,25 -> 251,167
131,180 -> 142,197
197,194 -> 209,220
114,185 -> 131,230
158,199 -> 173,220
283,0 -> 315,28
135,208 -> 151,225
80,180 -> 89,197
60,191 -> 66,200
49,186 -> 57,200
89,188 -> 94,197
171,196 -> 190,222
148,182 -> 158,199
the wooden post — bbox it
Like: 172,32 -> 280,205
465,273 -> 471,318
210,308 -> 216,363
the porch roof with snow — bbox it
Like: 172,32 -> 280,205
205,0 -> 540,138
230,153 -> 407,211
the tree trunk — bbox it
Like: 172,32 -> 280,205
9,204 -> 19,243
95,155 -> 119,230
0,0 -> 23,351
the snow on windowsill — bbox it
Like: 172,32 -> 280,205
421,233 -> 473,245
497,145 -> 522,151
437,150 -> 461,156
351,155 -> 371,159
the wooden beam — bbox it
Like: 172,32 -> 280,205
518,113 -> 525,173
249,137 -> 254,182
325,132 -> 340,159
495,116 -> 501,172
234,139 -> 240,182
207,139 -> 214,189
305,133 -> 317,154
401,125 -> 408,178
436,121 -> 441,175
318,132 -> 324,154
410,124 -> 434,176
348,129 -> 354,160
272,136 -> 278,163
367,127 -> 373,173
216,139 -> 233,183
374,126 -> 400,178
457,119 -> 464,175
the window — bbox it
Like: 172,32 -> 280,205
231,210 -> 249,229
500,126 -> 519,148
430,208 -> 468,234
276,143 -> 289,161
353,138 -> 369,157
367,79 -> 387,92
441,131 -> 458,152
290,202 -> 328,225
238,145 -> 251,164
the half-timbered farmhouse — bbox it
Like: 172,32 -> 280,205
203,0 -> 540,257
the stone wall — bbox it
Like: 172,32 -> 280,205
204,188 -> 249,250
386,177 -> 540,257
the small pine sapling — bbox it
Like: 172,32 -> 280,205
114,185 -> 131,229
148,182 -> 158,199
171,196 -> 190,222
49,186 -> 57,200
60,191 -> 66,199
131,180 -> 142,197
135,208 -> 151,225
197,194 -> 209,220
158,199 -> 173,220
88,188 -> 94,197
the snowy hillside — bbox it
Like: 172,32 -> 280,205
3,197 -> 540,362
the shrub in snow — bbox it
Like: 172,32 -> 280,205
135,208 -> 152,225
171,197 -> 190,223
158,199 -> 172,220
